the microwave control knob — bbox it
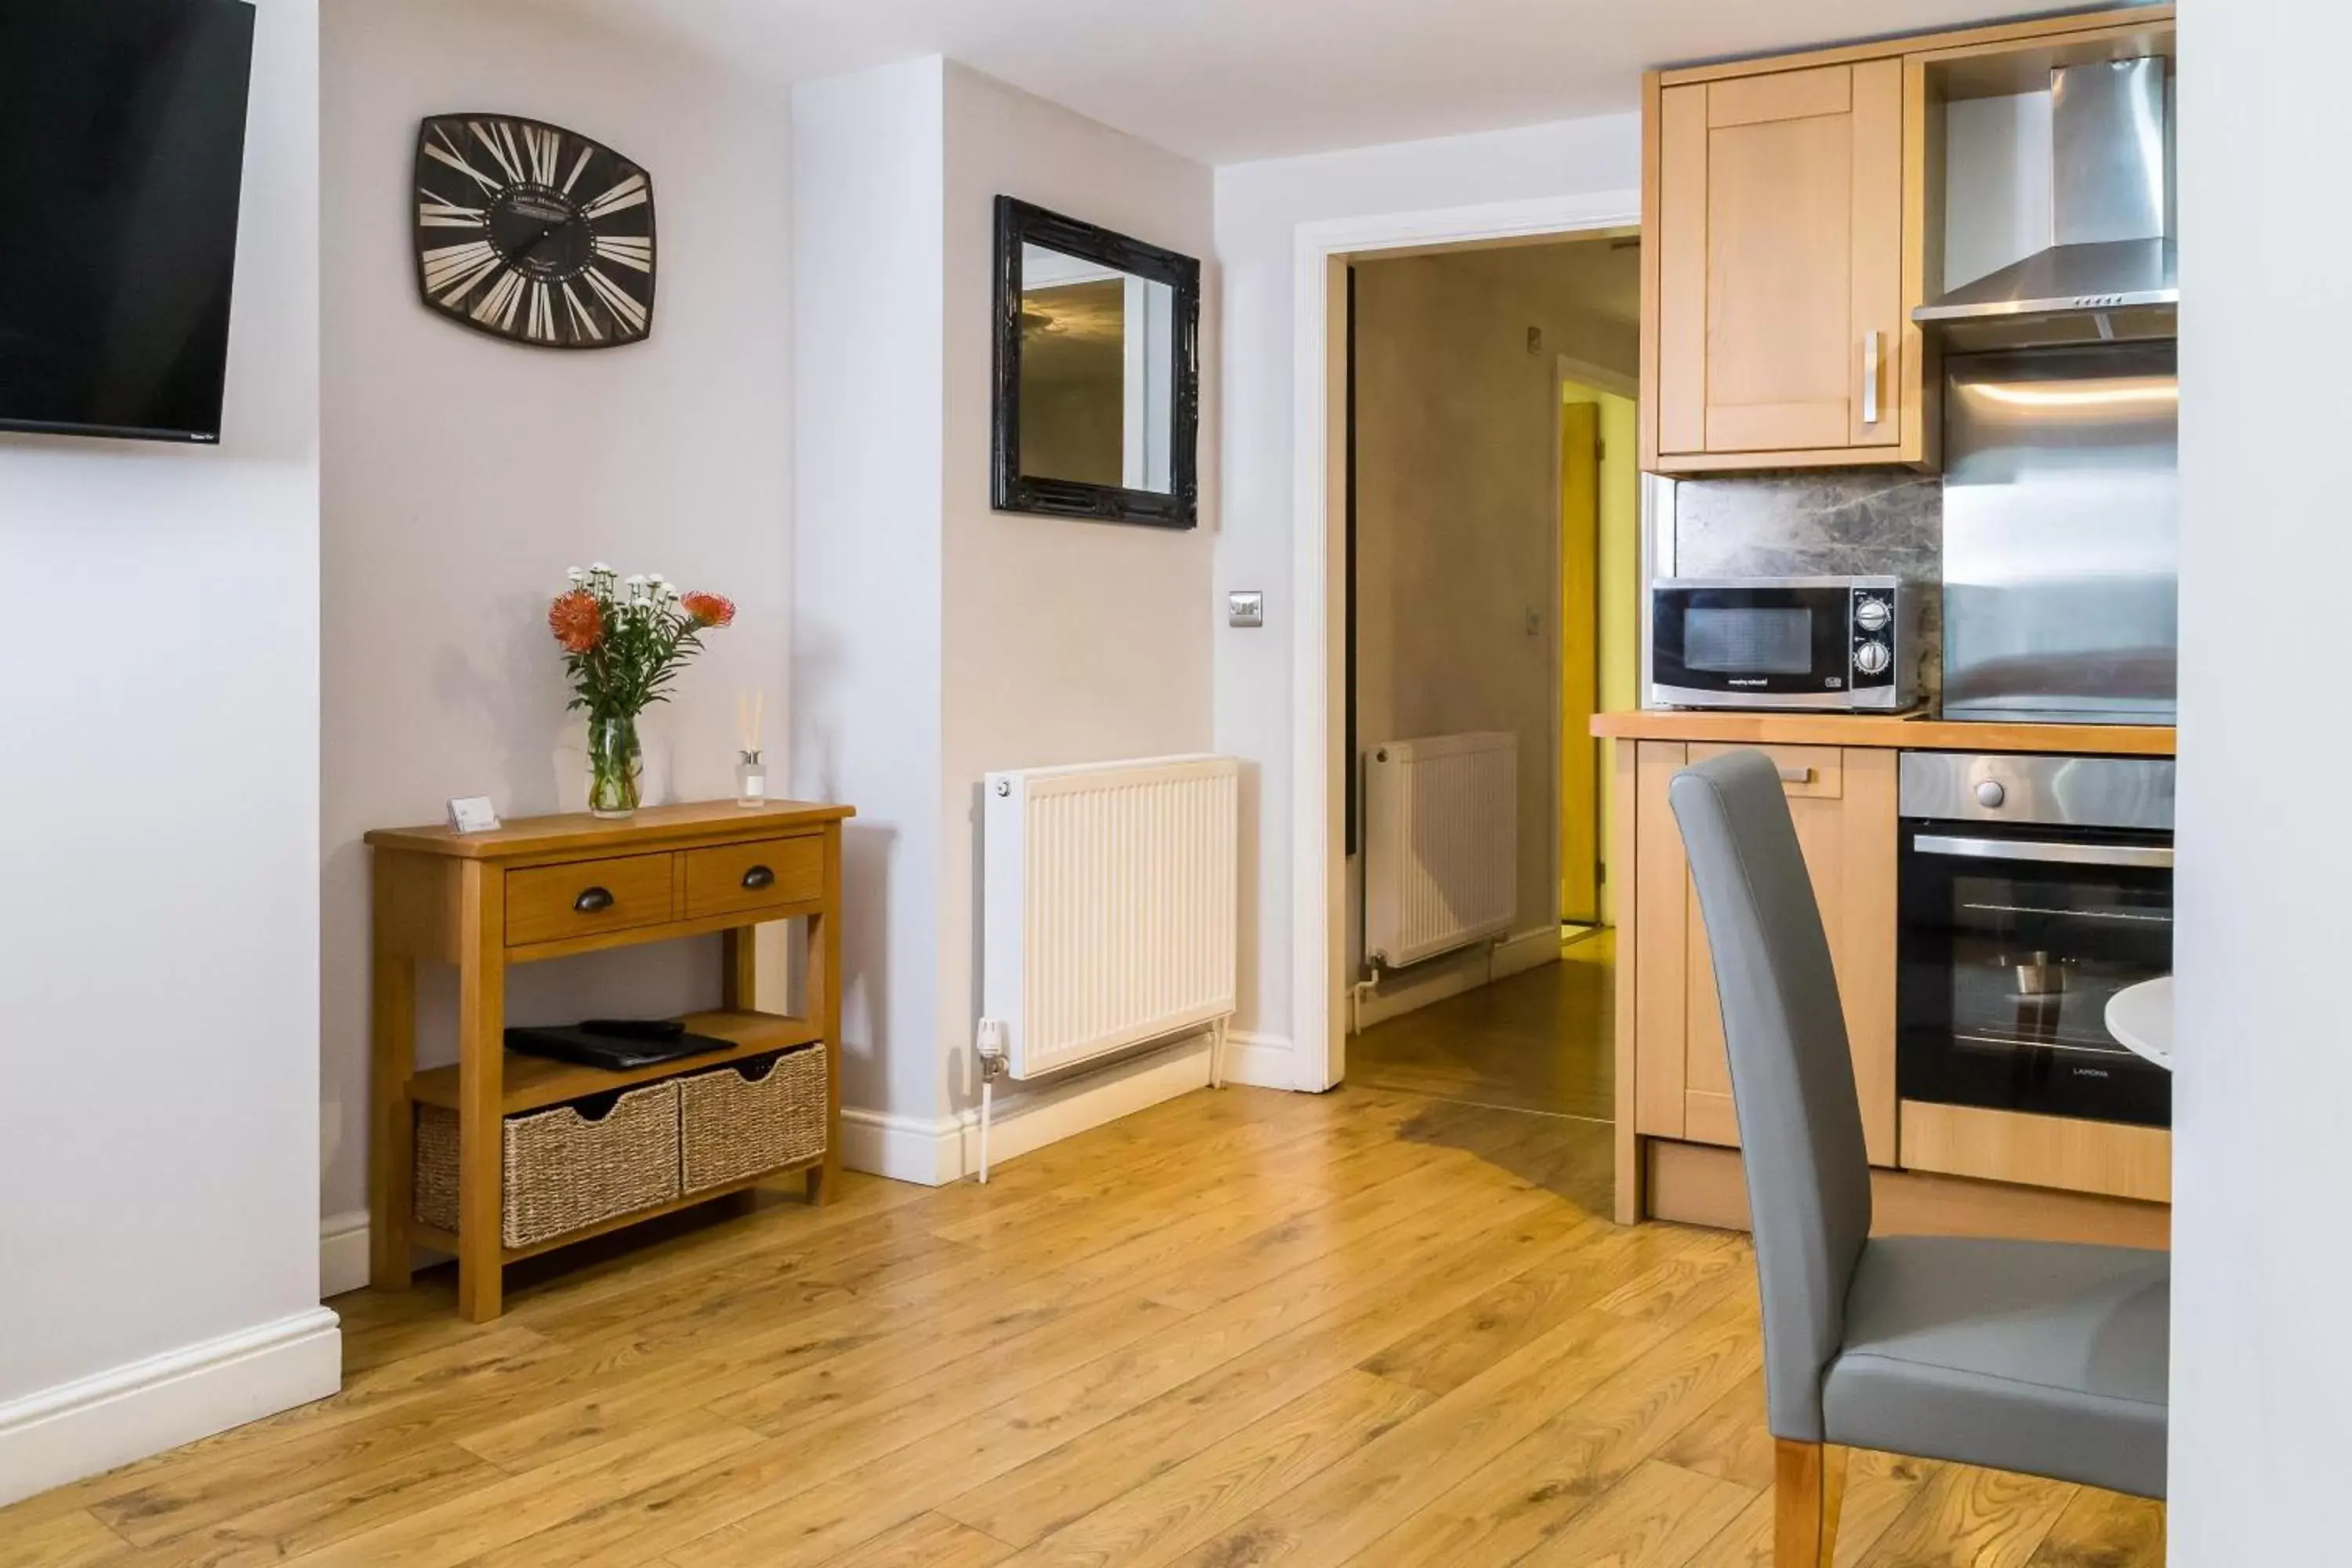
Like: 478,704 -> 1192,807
1976,780 -> 2007,809
1853,641 -> 1892,677
1854,597 -> 1893,632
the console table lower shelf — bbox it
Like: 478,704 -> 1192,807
365,800 -> 851,1322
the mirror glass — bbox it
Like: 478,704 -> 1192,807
1018,241 -> 1177,494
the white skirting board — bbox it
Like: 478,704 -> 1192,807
0,1308 -> 342,1508
319,1210 -> 372,1301
1352,927 -> 1561,1033
840,1025 -> 1303,1187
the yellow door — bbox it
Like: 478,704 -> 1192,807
1559,400 -> 1601,925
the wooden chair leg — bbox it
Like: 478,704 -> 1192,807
1774,1439 -> 1847,1567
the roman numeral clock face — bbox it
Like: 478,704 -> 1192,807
413,114 -> 655,349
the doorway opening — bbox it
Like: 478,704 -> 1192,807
1334,232 -> 1640,1149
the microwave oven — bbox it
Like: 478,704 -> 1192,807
1649,575 -> 1919,711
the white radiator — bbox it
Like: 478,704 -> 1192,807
982,754 -> 1239,1081
1362,731 -> 1518,969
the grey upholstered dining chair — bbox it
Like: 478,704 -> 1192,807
1667,750 -> 2169,1566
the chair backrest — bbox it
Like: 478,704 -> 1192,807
1668,749 -> 1872,1443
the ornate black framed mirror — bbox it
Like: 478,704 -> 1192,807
992,196 -> 1200,529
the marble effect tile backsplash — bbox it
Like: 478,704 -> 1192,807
1673,468 -> 1944,700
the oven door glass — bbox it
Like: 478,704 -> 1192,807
1898,818 -> 2172,1127
1652,585 -> 1852,699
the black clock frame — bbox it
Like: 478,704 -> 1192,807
411,113 -> 656,351
992,196 -> 1200,530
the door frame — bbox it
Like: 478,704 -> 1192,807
1290,191 -> 1640,1092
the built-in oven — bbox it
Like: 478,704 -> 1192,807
1649,576 -> 1920,712
1896,752 -> 2173,1127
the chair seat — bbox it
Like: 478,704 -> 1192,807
1821,1235 -> 2169,1498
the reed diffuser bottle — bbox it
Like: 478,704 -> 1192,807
735,691 -> 768,807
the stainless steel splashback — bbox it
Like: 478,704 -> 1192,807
1940,344 -> 2177,724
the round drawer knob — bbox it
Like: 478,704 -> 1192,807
1976,781 -> 2007,809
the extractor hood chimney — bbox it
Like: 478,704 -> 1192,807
1913,56 -> 2174,340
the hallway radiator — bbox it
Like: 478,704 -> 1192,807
981,754 -> 1239,1082
1362,731 -> 1519,969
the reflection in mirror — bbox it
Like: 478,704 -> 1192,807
1018,242 -> 1176,495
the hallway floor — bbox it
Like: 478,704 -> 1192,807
1348,932 -> 1614,1120
2,950 -> 2160,1565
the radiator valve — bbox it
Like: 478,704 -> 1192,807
976,1018 -> 1010,1082
975,1018 -> 1011,1185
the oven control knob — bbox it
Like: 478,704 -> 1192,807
1854,597 -> 1893,632
1853,641 -> 1892,677
1976,780 -> 2007,809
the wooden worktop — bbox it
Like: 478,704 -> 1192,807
1589,710 -> 2176,757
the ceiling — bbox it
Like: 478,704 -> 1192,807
510,0 -> 2027,165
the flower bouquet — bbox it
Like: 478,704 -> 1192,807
547,564 -> 735,818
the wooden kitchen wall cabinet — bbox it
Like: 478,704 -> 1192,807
1629,741 -> 1900,1164
1637,56 -> 1910,472
1644,58 -> 1911,471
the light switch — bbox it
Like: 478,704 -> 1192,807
1228,590 -> 1265,629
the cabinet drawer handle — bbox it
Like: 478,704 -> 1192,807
1861,330 -> 1881,426
741,865 -> 776,891
1777,766 -> 1813,786
573,886 -> 615,913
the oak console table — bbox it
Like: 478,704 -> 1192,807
365,800 -> 851,1322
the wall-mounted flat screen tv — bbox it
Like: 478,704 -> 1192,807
0,0 -> 257,444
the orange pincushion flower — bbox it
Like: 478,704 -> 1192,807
682,591 -> 735,629
548,590 -> 604,653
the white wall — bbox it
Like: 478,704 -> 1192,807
1213,114 -> 1640,1052
319,0 -> 795,1236
0,0 -> 336,1502
2169,1 -> 2352,1555
790,57 -> 948,1127
938,64 -> 1217,1114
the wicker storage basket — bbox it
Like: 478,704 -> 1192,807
415,1080 -> 681,1249
678,1045 -> 828,1193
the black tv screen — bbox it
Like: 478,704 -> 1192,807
0,0 -> 257,443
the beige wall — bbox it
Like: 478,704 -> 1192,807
321,1 -> 794,1222
1352,239 -> 1639,953
938,63 -> 1217,1115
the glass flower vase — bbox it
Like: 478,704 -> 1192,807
587,714 -> 644,819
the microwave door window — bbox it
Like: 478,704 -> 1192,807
1652,586 -> 1852,695
1685,607 -> 1813,673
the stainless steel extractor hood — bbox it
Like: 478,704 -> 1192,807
1914,56 -> 2174,340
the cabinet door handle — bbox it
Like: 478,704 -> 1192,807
1777,766 -> 1814,786
741,865 -> 776,891
1861,330 -> 1881,426
573,886 -> 615,913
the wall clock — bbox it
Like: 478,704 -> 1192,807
412,114 -> 655,350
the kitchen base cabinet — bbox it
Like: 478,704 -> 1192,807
1628,741 -> 1900,1166
1600,712 -> 2178,1232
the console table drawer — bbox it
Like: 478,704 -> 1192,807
506,853 -> 676,946
684,836 -> 822,921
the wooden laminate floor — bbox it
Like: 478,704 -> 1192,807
4,1081 -> 2161,1567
